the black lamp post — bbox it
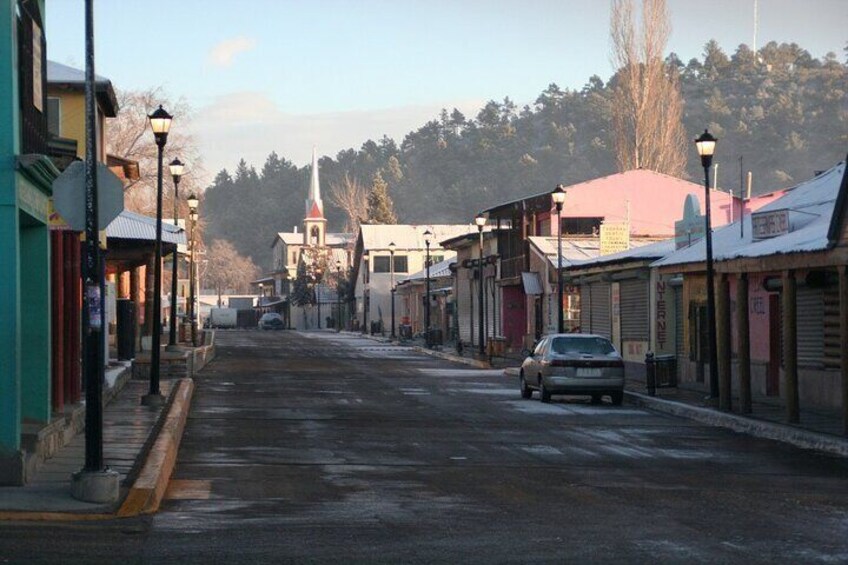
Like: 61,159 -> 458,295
552,185 -> 566,333
187,193 -> 198,346
362,251 -> 369,334
166,158 -> 184,350
143,105 -> 173,406
424,230 -> 432,348
389,242 -> 397,340
258,283 -> 264,311
695,129 -> 719,400
474,215 -> 486,354
336,259 -> 342,332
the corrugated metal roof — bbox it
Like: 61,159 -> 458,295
106,210 -> 186,245
400,258 -> 455,282
653,162 -> 845,268
568,239 -> 676,269
522,272 -> 544,295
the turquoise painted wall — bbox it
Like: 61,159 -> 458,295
20,218 -> 51,423
0,0 -> 22,452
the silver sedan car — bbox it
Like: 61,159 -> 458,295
519,334 -> 625,405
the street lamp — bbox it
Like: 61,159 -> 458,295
474,215 -> 487,354
143,105 -> 173,406
389,242 -> 396,340
187,193 -> 198,346
424,230 -> 432,348
336,259 -> 342,332
362,251 -> 369,334
166,158 -> 184,350
552,185 -> 566,333
695,129 -> 719,400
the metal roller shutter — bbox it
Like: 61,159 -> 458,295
589,282 -> 611,339
620,279 -> 649,341
796,286 -> 823,367
674,286 -> 684,357
458,272 -> 473,344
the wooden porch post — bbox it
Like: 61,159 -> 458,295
839,265 -> 848,436
717,273 -> 732,411
130,266 -> 140,351
783,270 -> 799,423
143,254 -> 155,348
736,273 -> 752,414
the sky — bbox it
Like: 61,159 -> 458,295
46,0 -> 847,182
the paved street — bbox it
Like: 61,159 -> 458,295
3,330 -> 848,564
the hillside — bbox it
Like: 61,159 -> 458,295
203,41 -> 848,270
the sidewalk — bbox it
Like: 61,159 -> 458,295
350,331 -> 848,458
0,366 -> 194,521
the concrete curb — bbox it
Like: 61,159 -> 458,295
625,391 -> 848,458
412,346 -> 491,369
117,378 -> 195,517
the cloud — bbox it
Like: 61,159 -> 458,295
189,92 -> 485,184
207,37 -> 256,68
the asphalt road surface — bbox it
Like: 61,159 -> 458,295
3,330 -> 848,564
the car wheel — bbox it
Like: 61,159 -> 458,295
519,371 -> 532,399
591,394 -> 603,405
610,391 -> 624,406
539,376 -> 551,403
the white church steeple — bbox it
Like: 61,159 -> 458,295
305,146 -> 324,218
304,146 -> 327,247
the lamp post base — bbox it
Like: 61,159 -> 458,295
70,468 -> 119,503
141,393 -> 165,407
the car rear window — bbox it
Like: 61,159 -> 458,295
551,337 -> 615,355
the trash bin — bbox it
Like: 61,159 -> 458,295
116,299 -> 136,360
646,352 -> 676,395
654,354 -> 677,387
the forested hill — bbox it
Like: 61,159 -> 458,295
203,41 -> 848,270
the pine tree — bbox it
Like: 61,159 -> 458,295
290,260 -> 316,307
367,171 -> 397,224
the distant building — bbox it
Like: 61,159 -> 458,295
265,149 -> 353,329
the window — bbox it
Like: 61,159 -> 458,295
47,97 -> 60,136
373,255 -> 409,274
430,254 -> 444,265
551,336 -> 615,355
562,217 -> 603,236
373,256 -> 390,273
393,255 -> 408,273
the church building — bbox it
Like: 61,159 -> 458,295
267,149 -> 352,329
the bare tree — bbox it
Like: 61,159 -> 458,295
610,0 -> 686,177
106,87 -> 204,215
203,239 -> 259,295
329,173 -> 368,233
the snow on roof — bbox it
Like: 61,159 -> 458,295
528,236 -> 601,268
360,224 -> 478,250
653,162 -> 846,269
275,231 -> 352,247
568,239 -> 676,269
106,210 -> 185,245
400,258 -> 456,282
